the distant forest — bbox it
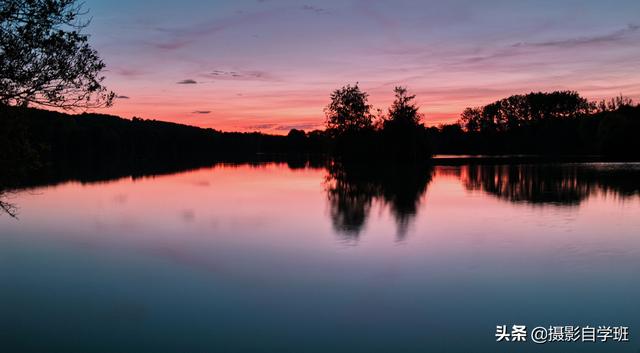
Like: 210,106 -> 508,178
434,91 -> 640,158
2,89 -> 640,179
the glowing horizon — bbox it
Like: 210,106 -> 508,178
85,0 -> 640,134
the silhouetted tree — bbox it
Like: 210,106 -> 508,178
385,86 -> 422,126
436,91 -> 640,156
458,91 -> 592,132
287,128 -> 305,139
597,108 -> 640,157
324,83 -> 373,136
596,95 -> 635,112
459,107 -> 482,133
0,106 -> 41,171
286,128 -> 306,152
0,0 -> 114,108
381,86 -> 430,160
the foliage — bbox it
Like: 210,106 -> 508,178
381,86 -> 430,160
384,86 -> 422,127
431,102 -> 640,157
323,84 -> 431,160
458,91 -> 591,132
324,83 -> 374,136
0,0 -> 114,108
595,94 -> 635,112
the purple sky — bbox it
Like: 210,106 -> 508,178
86,0 -> 640,133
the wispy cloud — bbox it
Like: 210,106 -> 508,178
177,79 -> 198,84
513,24 -> 640,48
150,10 -> 277,51
207,69 -> 276,81
245,123 -> 277,130
116,95 -> 131,99
192,110 -> 211,114
113,68 -> 147,78
244,122 -> 321,132
439,24 -> 640,74
274,122 -> 321,131
210,70 -> 243,78
301,5 -> 330,15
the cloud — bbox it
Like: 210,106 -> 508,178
245,123 -> 277,130
192,110 -> 211,114
244,122 -> 321,131
434,24 -> 640,75
150,10 -> 276,51
208,70 -> 275,81
210,70 -> 242,77
301,5 -> 329,15
116,95 -> 130,99
113,68 -> 146,78
513,24 -> 640,48
274,123 -> 321,131
177,79 -> 198,84
454,46 -> 526,68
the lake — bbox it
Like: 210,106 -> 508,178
1,161 -> 639,353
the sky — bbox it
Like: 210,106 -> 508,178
85,0 -> 640,133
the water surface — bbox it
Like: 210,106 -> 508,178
1,162 -> 639,353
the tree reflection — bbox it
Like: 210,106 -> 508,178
2,160 -> 639,225
324,161 -> 433,241
0,190 -> 18,218
460,164 -> 640,205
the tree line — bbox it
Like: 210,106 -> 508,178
429,91 -> 640,157
2,87 -> 640,178
316,84 -> 640,159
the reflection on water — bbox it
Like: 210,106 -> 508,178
325,162 -> 433,241
1,161 -> 640,353
0,190 -> 18,218
3,161 -> 640,221
460,163 -> 640,205
2,161 -> 640,232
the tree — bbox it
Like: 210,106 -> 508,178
457,91 -> 592,133
324,83 -> 373,136
381,86 -> 430,160
0,0 -> 114,109
596,94 -> 635,112
384,86 -> 422,127
459,107 -> 482,132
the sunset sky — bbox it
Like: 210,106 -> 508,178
87,0 -> 640,133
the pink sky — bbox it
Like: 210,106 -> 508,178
85,0 -> 640,134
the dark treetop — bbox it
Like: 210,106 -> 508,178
0,0 -> 114,109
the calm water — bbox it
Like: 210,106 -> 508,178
1,162 -> 639,353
